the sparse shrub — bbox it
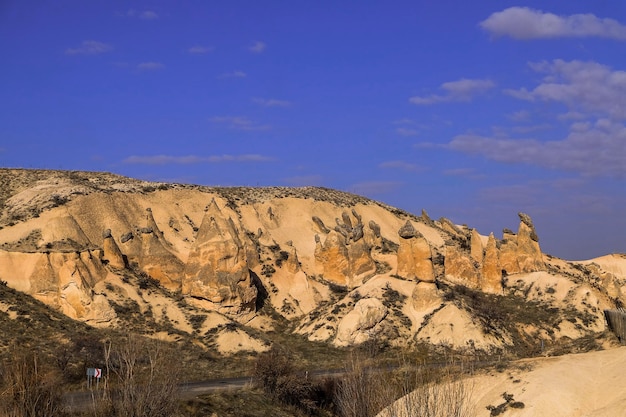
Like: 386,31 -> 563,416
93,334 -> 182,417
189,314 -> 207,331
261,264 -> 276,277
253,345 -> 330,414
0,351 -> 65,417
328,282 -> 348,295
275,250 -> 290,267
486,392 -> 524,416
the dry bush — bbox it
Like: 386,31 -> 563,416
253,345 -> 330,414
380,370 -> 473,417
335,356 -> 397,417
88,334 -> 182,417
336,355 -> 474,417
0,351 -> 66,417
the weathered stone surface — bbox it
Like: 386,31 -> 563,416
0,250 -> 114,323
315,230 -> 351,285
120,232 -> 133,243
368,220 -> 381,238
284,244 -> 301,274
334,298 -> 388,346
516,215 -> 545,272
397,221 -> 434,282
481,233 -> 502,294
444,245 -> 480,288
439,217 -> 464,238
411,281 -> 441,310
470,229 -> 483,263
365,220 -> 383,249
102,233 -> 126,269
182,199 -> 257,315
348,238 -> 376,277
314,213 -> 376,286
499,237 -> 520,275
519,212 -> 539,242
138,231 -> 185,290
129,208 -> 185,290
312,216 -> 330,234
500,214 -> 545,275
398,220 -> 418,239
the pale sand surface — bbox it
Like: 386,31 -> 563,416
469,347 -> 626,417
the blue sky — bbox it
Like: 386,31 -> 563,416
1,1 -> 624,260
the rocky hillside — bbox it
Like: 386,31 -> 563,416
0,168 -> 624,357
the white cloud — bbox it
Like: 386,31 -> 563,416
410,78 -> 495,105
139,10 -> 159,20
395,127 -> 419,136
137,62 -> 164,71
124,9 -> 159,20
252,98 -> 291,107
218,70 -> 247,79
506,60 -> 626,120
210,116 -> 270,131
480,7 -> 626,40
443,168 -> 486,180
123,154 -> 272,165
65,40 -> 113,55
379,160 -> 423,172
188,45 -> 214,54
393,118 -> 417,125
249,41 -> 266,53
507,110 -> 531,122
448,118 -> 626,176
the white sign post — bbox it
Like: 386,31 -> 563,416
87,368 -> 102,389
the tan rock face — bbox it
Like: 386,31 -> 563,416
516,215 -> 545,272
470,229 -> 483,263
315,230 -> 351,285
481,233 -> 502,294
411,281 -> 442,310
102,233 -> 126,269
137,231 -> 185,291
0,249 -> 114,323
314,211 -> 375,286
182,200 -> 257,315
444,245 -> 480,288
499,237 -> 520,275
334,298 -> 388,346
396,221 -> 434,282
500,213 -> 545,276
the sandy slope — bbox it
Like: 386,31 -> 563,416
469,347 -> 626,417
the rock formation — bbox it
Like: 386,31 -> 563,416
396,221 -> 434,282
134,208 -> 185,290
101,229 -> 126,269
481,233 -> 502,294
500,213 -> 545,275
516,212 -> 545,272
411,281 -> 442,310
334,298 -> 387,346
0,249 -> 114,323
444,244 -> 480,288
315,230 -> 351,285
470,229 -> 483,263
182,199 -> 257,315
314,211 -> 375,286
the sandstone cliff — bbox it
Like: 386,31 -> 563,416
0,168 -> 622,355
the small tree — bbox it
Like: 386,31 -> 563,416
90,334 -> 181,417
0,351 -> 65,417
